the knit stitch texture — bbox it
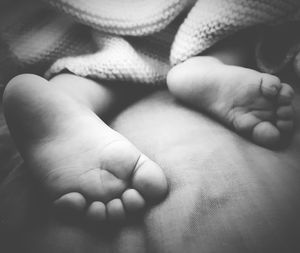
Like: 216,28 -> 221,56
1,0 -> 300,86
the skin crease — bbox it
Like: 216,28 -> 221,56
2,73 -> 169,224
0,26 -> 298,253
1,89 -> 300,253
0,26 -> 294,226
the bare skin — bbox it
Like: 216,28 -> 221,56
3,74 -> 168,223
167,31 -> 295,148
2,29 -> 295,226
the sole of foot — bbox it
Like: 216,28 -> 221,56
167,57 -> 295,148
3,74 -> 168,224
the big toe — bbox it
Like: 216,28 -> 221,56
260,74 -> 282,98
54,192 -> 87,215
132,154 -> 168,203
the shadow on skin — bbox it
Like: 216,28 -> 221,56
0,90 -> 300,253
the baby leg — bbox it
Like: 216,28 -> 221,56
167,30 -> 294,148
3,74 -> 168,223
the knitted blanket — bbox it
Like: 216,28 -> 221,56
1,0 -> 300,86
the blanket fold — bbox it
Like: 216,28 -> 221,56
1,0 -> 300,86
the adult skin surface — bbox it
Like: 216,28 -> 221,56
0,89 -> 300,253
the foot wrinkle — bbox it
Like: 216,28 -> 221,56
259,76 -> 264,94
97,138 -> 135,180
100,169 -> 125,185
3,74 -> 168,223
77,167 -> 100,176
98,138 -> 127,156
77,167 -> 125,187
130,153 -> 145,180
223,105 -> 240,127
232,112 -> 262,133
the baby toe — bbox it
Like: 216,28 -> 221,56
232,112 -> 261,134
86,201 -> 106,223
107,199 -> 126,222
122,189 -> 145,213
278,83 -> 294,105
276,120 -> 294,133
252,121 -> 280,148
132,154 -> 168,203
276,105 -> 294,120
260,74 -> 281,98
54,192 -> 86,214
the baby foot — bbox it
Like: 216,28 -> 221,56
3,74 -> 168,223
167,57 -> 295,148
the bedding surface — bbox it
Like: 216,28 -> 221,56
0,87 -> 299,253
1,0 -> 300,86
